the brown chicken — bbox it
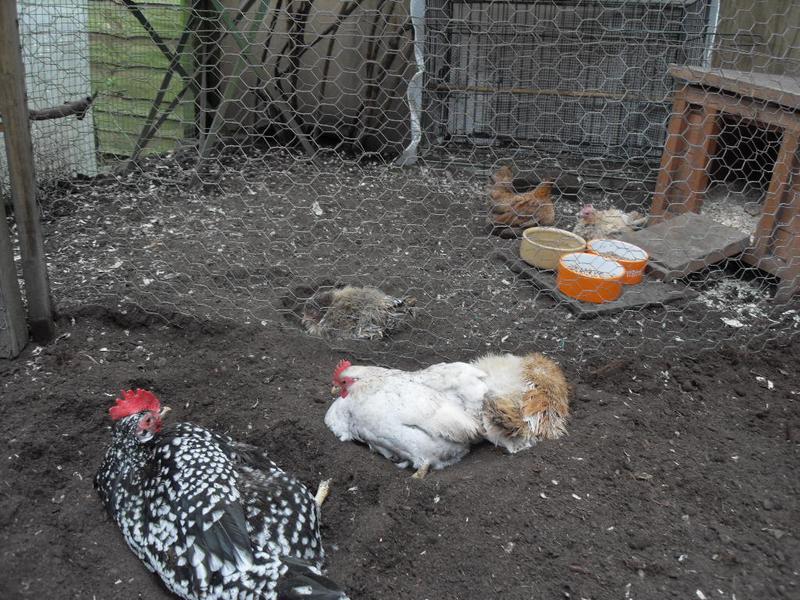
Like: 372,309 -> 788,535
487,166 -> 556,233
474,352 -> 570,454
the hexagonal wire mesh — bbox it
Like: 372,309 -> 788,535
1,0 -> 799,364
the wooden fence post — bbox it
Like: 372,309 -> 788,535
0,0 -> 55,343
0,202 -> 28,358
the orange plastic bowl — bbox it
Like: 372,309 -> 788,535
557,252 -> 625,303
587,239 -> 649,285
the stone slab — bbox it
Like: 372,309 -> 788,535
500,255 -> 696,319
620,213 -> 751,280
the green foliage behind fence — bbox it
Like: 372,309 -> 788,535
88,0 -> 191,157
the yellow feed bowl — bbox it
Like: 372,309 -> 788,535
520,227 -> 587,271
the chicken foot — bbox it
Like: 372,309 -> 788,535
411,463 -> 430,479
315,478 -> 332,507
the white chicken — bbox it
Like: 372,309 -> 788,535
324,353 -> 570,478
573,204 -> 647,240
325,360 -> 488,478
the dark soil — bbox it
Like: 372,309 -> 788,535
0,308 -> 797,600
1,148 -> 798,599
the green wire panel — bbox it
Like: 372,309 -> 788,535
89,0 -> 192,158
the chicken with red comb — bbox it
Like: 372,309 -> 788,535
331,360 -> 354,398
325,359 -> 487,478
324,352 -> 570,477
108,388 -> 162,421
95,389 -> 348,600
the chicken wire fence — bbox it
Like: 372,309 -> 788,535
1,0 -> 799,361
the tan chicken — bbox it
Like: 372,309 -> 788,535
573,204 -> 647,240
473,352 -> 570,454
487,166 -> 556,232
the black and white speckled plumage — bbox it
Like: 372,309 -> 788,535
95,416 -> 347,600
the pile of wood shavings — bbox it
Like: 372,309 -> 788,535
702,182 -> 763,235
698,278 -> 771,328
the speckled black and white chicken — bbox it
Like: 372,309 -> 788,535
94,389 -> 348,600
302,285 -> 416,340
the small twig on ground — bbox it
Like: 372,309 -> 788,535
588,358 -> 632,381
568,564 -> 592,575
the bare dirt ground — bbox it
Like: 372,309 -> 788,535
1,148 -> 798,600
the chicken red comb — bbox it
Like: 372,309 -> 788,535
332,360 -> 352,383
109,389 -> 161,421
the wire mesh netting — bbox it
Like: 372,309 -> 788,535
1,0 -> 799,363
2,3 -> 800,600
424,0 -> 708,158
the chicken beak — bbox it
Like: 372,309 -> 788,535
331,385 -> 341,398
159,406 -> 172,419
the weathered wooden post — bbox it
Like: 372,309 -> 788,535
0,0 -> 55,343
0,201 -> 27,358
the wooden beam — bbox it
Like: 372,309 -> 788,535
775,268 -> 799,302
669,65 -> 800,111
651,91 -> 688,219
761,133 -> 800,303
0,203 -> 28,358
0,0 -> 55,343
684,105 -> 720,213
741,251 -> 787,275
742,168 -> 799,302
430,83 -> 665,104
754,130 -> 799,259
774,218 -> 800,301
682,86 -> 800,133
744,247 -> 800,302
